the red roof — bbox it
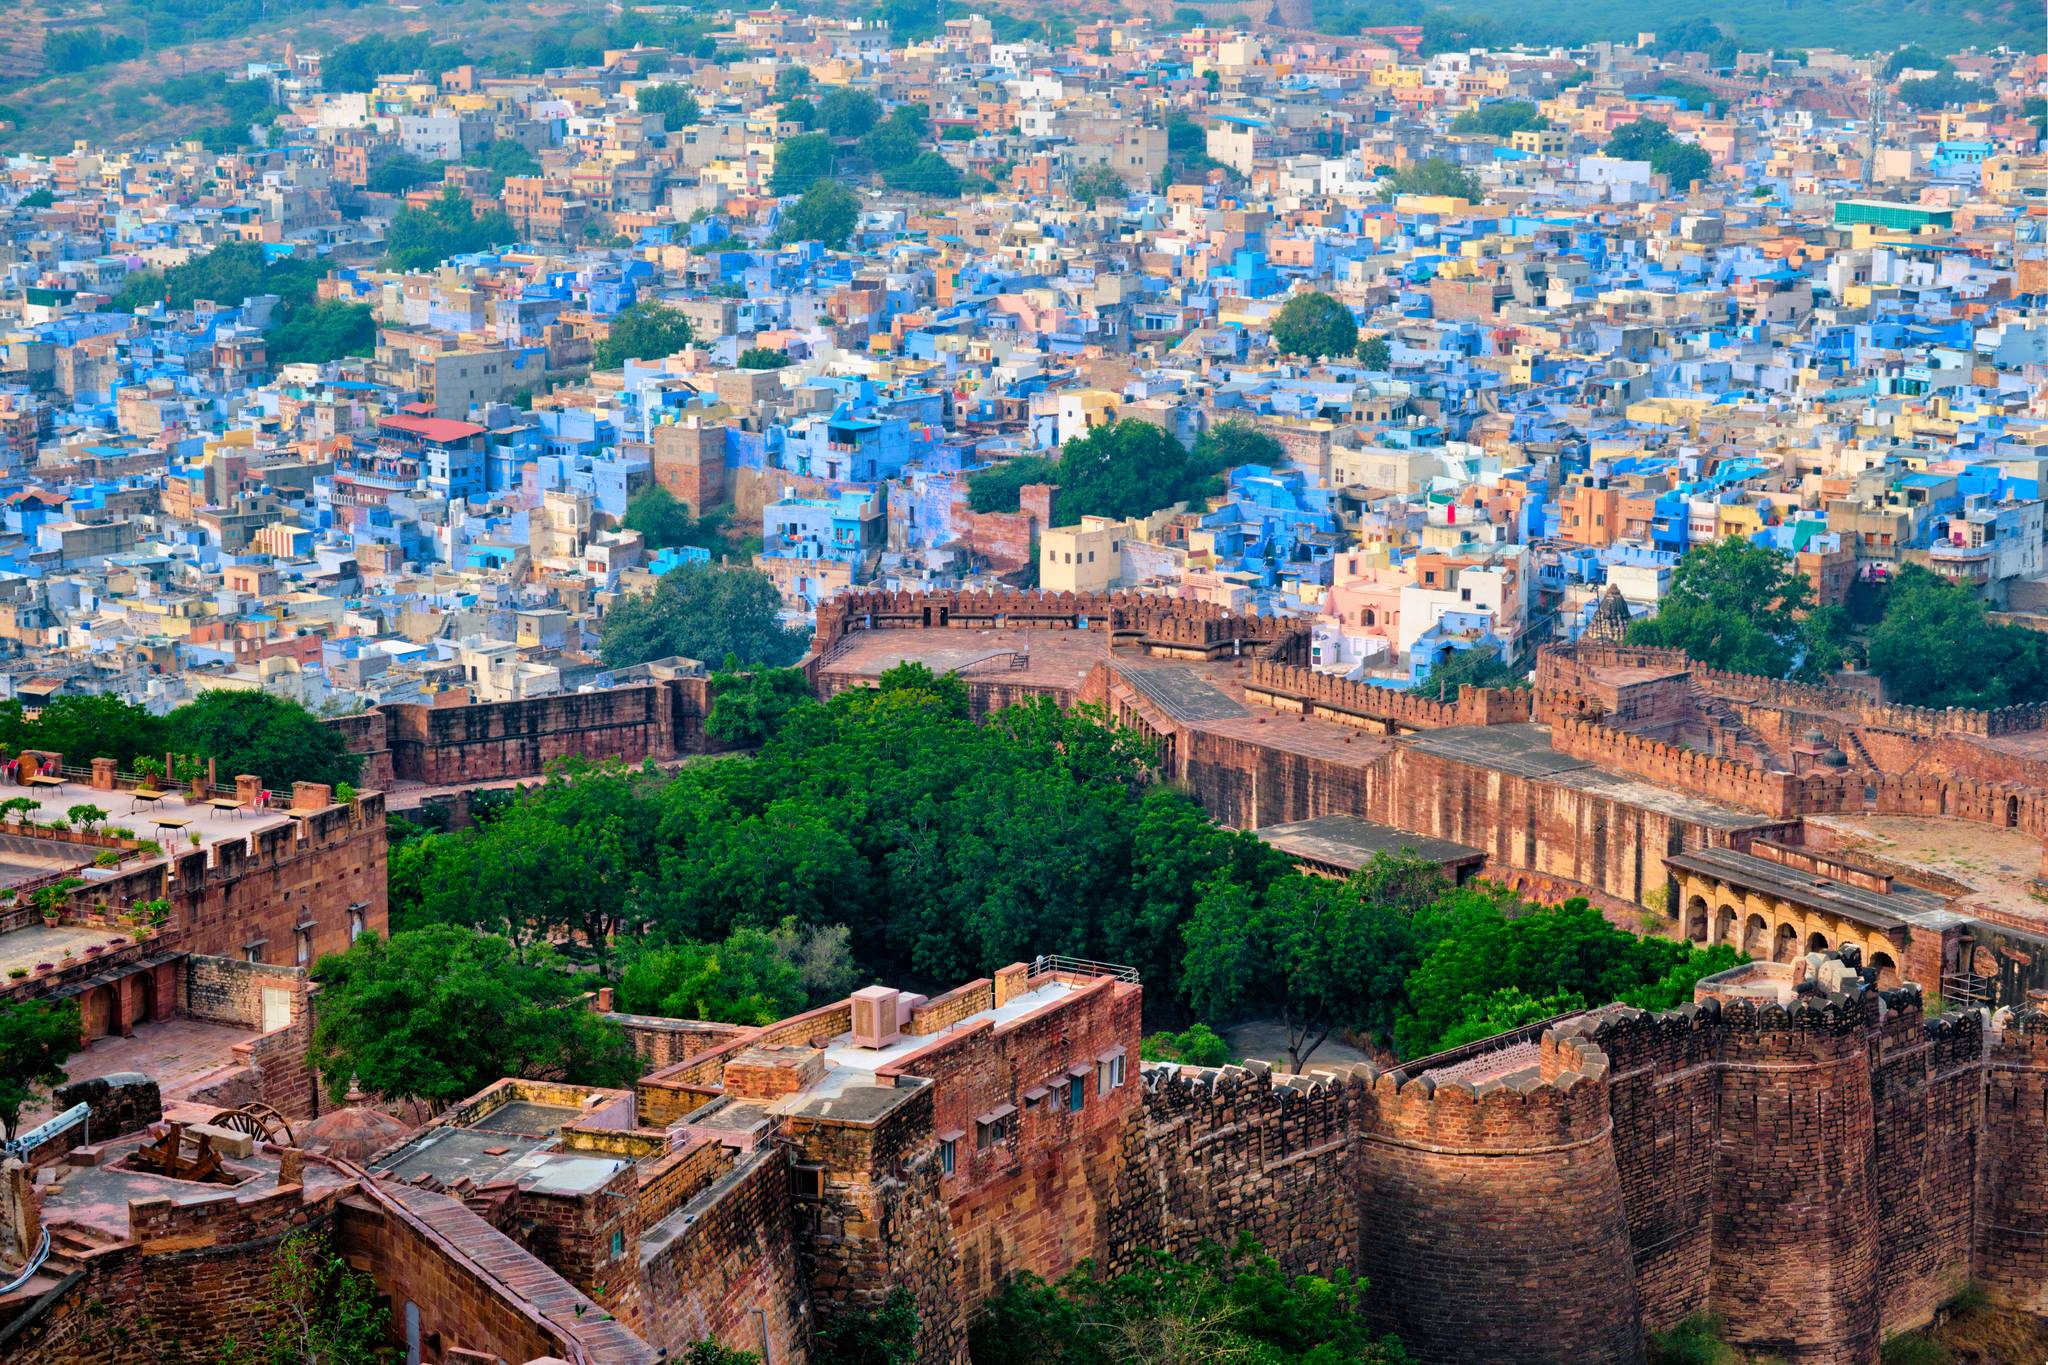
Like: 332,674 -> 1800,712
378,414 -> 487,444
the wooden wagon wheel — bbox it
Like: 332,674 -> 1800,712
214,1102 -> 296,1147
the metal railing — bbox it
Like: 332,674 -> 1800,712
1029,953 -> 1140,983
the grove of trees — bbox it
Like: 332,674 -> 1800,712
599,561 -> 809,670
0,689 -> 359,790
375,666 -> 1738,1083
965,418 -> 1263,523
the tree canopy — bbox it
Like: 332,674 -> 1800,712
1270,291 -> 1359,360
1450,101 -> 1548,137
309,926 -> 637,1114
771,133 -> 838,196
818,88 -> 883,139
595,301 -> 695,369
600,562 -> 809,670
772,180 -> 861,250
1067,162 -> 1127,208
1628,537 -> 1845,682
970,1236 -> 1408,1365
167,690 -> 362,791
635,83 -> 702,129
1602,119 -> 1714,188
621,485 -> 732,552
1042,419 -> 1226,524
385,189 -> 516,271
0,998 -> 81,1140
1356,335 -> 1392,370
1867,565 -> 2048,709
1383,157 -> 1480,201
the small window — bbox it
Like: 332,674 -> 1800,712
789,1165 -> 825,1200
1068,1079 -> 1086,1114
610,1229 -> 625,1256
939,1137 -> 955,1175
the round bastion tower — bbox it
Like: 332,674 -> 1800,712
1356,1030 -> 1645,1365
1980,1003 -> 2048,1314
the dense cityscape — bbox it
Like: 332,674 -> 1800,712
0,5 -> 2041,1364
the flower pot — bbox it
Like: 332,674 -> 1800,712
83,946 -> 102,957
34,963 -> 51,974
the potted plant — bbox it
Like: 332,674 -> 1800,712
33,963 -> 51,975
83,945 -> 102,958
132,756 -> 165,788
6,967 -> 26,980
188,830 -> 202,849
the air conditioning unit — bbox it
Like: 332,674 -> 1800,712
850,985 -> 902,1049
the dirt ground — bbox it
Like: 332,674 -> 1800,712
1806,813 -> 2048,934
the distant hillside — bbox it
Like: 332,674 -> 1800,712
1308,0 -> 2039,57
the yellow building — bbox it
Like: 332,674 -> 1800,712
1039,508 -> 1180,593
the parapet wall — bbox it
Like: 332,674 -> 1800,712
814,588 -> 1279,657
1244,650 -> 1533,732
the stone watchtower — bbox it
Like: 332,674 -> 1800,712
1356,1032 -> 1644,1365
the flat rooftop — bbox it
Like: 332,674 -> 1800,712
1666,845 -> 1956,931
799,977 -> 1076,1108
818,626 -> 1111,696
1255,814 -> 1482,871
1406,724 -> 1772,831
38,1128 -> 356,1245
1805,813 -> 2048,934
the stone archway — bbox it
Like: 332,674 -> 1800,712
133,970 -> 156,1025
1686,897 -> 1709,943
80,984 -> 120,1042
1869,951 -> 1899,989
1743,914 -> 1770,958
1774,923 -> 1799,963
1715,905 -> 1739,947
1807,930 -> 1831,955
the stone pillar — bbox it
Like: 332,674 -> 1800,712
90,757 -> 117,791
993,962 -> 1029,1007
236,774 -> 262,807
291,781 -> 333,811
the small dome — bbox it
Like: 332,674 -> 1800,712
1802,727 -> 1828,746
302,1085 -> 411,1164
1821,747 -> 1848,767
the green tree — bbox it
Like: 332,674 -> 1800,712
1653,141 -> 1713,189
772,179 -> 861,250
1139,1023 -> 1233,1066
1394,897 -> 1742,1058
384,189 -> 516,271
365,151 -> 441,195
1604,118 -> 1674,161
1434,986 -> 1590,1050
266,301 -> 375,366
635,83 -> 702,129
600,562 -> 809,669
1867,565 -> 2048,708
309,927 -> 637,1113
66,803 -> 108,834
1450,101 -> 1548,136
1422,644 -> 1526,699
595,301 -> 695,369
965,455 -> 1058,514
615,925 -> 810,1024
817,87 -> 883,139
1191,419 -> 1283,476
1384,157 -> 1480,201
859,107 -> 927,167
685,1342 -> 761,1365
737,346 -> 792,369
883,152 -> 962,197
216,1229 -> 391,1365
461,138 -> 542,192
166,691 -> 360,791
1067,161 -> 1127,207
707,664 -> 815,746
167,695 -> 364,789
1052,420 -> 1196,522
1184,871 -> 1406,1072
1897,73 -> 1987,111
813,1287 -> 918,1365
970,1236 -> 1408,1365
1628,537 -> 1840,681
775,66 -> 813,98
0,998 -> 80,1140
0,692 -> 166,768
1882,46 -> 1945,79
1270,290 -> 1359,360
1356,334 -> 1392,370
781,97 -> 818,130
